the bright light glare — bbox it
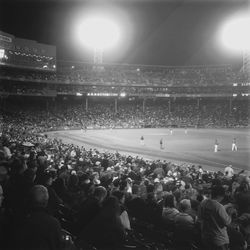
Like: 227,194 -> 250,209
0,49 -> 4,59
77,17 -> 120,50
221,15 -> 250,51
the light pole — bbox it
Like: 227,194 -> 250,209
220,11 -> 250,77
242,49 -> 250,77
93,47 -> 103,65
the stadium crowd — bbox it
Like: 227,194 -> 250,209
2,98 -> 249,132
1,63 -> 249,87
0,97 -> 250,250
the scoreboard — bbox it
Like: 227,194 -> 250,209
0,30 -> 56,71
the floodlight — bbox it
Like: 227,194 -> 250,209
220,14 -> 250,51
77,16 -> 120,50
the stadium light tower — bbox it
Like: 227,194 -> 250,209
220,10 -> 250,76
77,16 -> 120,66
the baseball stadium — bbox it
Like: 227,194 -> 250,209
0,0 -> 250,249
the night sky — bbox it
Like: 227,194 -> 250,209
0,0 -> 248,67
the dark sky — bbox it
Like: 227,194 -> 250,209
0,0 -> 248,67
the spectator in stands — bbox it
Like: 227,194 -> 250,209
235,181 -> 250,216
52,177 -> 72,206
2,142 -> 12,160
224,165 -> 234,179
237,212 -> 250,247
39,172 -> 63,216
79,196 -> 126,248
173,199 -> 195,249
67,172 -> 79,193
162,193 -> 179,231
199,185 -> 231,250
126,184 -> 147,221
4,159 -> 35,222
144,188 -> 162,225
112,190 -> 131,231
75,185 -> 107,235
19,185 -> 62,250
225,204 -> 247,250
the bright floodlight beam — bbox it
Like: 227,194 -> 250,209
78,17 -> 120,51
76,16 -> 120,65
220,15 -> 250,52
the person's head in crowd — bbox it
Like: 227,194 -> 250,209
93,186 -> 107,204
225,204 -> 238,221
238,181 -> 250,193
139,182 -> 147,199
211,185 -> 225,202
29,151 -> 37,161
131,184 -> 140,197
155,182 -> 163,192
37,150 -> 46,157
196,192 -> 204,203
29,185 -> 49,208
119,179 -> 128,191
190,199 -> 200,212
79,173 -> 90,185
164,194 -> 177,208
173,189 -> 182,203
68,173 -> 79,190
156,190 -> 163,201
179,199 -> 191,213
112,178 -> 120,189
144,178 -> 150,186
146,183 -> 154,194
92,172 -> 100,185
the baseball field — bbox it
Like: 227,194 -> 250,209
48,128 -> 250,174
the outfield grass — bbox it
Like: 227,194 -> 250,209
49,128 -> 250,174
